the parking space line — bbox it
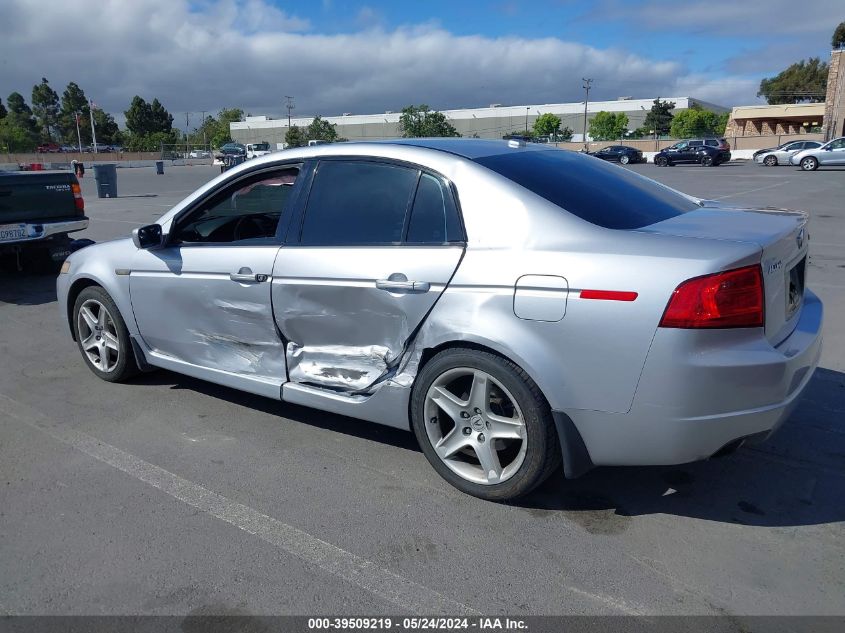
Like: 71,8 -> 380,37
711,182 -> 788,200
0,393 -> 477,616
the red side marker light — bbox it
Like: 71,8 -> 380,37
580,290 -> 638,302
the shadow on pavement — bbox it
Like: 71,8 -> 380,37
0,270 -> 58,306
132,365 -> 845,529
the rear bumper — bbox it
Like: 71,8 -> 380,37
0,218 -> 88,246
564,289 -> 823,467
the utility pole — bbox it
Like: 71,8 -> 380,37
285,96 -> 295,128
582,78 -> 592,150
201,110 -> 207,146
525,107 -> 530,133
185,111 -> 190,155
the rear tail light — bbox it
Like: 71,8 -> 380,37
71,182 -> 84,214
659,265 -> 764,329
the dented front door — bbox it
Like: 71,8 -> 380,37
271,246 -> 463,392
130,244 -> 286,383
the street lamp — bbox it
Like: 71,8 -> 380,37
525,106 -> 530,133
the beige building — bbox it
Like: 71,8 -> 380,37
822,48 -> 844,140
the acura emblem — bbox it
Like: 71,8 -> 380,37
796,228 -> 805,249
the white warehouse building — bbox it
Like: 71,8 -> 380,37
229,97 -> 728,145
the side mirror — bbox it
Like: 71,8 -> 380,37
132,224 -> 164,249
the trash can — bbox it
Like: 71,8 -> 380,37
156,160 -> 164,175
93,163 -> 118,198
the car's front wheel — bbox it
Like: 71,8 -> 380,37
619,154 -> 630,165
800,156 -> 819,171
764,155 -> 778,166
411,348 -> 561,501
73,286 -> 138,382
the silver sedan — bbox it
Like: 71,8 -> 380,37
754,140 -> 821,166
57,140 -> 823,500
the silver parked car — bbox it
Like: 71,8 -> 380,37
754,140 -> 822,166
57,139 -> 822,500
790,136 -> 845,170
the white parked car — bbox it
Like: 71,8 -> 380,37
189,150 -> 211,159
754,140 -> 821,166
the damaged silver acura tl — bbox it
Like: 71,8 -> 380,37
57,139 -> 822,500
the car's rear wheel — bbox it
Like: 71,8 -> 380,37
800,157 -> 819,171
411,348 -> 560,501
619,154 -> 630,165
764,155 -> 778,166
701,155 -> 714,167
655,155 -> 668,167
73,286 -> 138,382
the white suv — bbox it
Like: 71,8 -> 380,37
790,137 -> 845,170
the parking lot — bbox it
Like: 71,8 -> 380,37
0,160 -> 843,619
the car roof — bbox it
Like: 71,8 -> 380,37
368,138 -> 551,159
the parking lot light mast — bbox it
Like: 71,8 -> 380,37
285,96 -> 295,129
88,100 -> 98,154
74,112 -> 83,153
582,78 -> 592,150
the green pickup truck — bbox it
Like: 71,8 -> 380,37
0,171 -> 90,270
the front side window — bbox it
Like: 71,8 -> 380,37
300,161 -> 418,245
172,167 -> 300,244
826,138 -> 845,150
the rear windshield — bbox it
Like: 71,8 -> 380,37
475,150 -> 699,229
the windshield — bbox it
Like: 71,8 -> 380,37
475,149 -> 699,230
252,143 -> 270,151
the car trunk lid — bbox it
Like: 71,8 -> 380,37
639,203 -> 809,345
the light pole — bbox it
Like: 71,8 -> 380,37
285,96 -> 295,129
525,106 -> 529,133
582,78 -> 592,150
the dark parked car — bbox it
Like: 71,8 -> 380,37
654,139 -> 731,167
218,143 -> 246,157
588,145 -> 644,164
0,171 -> 90,270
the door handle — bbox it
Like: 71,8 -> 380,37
376,279 -> 430,292
230,267 -> 269,283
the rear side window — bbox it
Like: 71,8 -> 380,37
406,173 -> 463,243
300,161 -> 417,245
690,140 -> 704,147
475,150 -> 699,230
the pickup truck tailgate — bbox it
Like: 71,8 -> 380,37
0,172 -> 81,223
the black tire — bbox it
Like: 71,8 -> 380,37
20,247 -> 63,274
410,348 -> 561,501
655,155 -> 668,167
73,286 -> 139,382
763,155 -> 778,166
800,156 -> 819,171
619,154 -> 630,165
701,154 -> 714,167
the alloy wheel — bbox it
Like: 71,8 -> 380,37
801,157 -> 818,171
77,299 -> 121,373
423,367 -> 528,485
620,154 -> 630,165
764,155 -> 777,166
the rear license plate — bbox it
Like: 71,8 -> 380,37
786,257 -> 806,319
0,223 -> 27,243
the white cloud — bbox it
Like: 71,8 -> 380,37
0,0 -> 769,127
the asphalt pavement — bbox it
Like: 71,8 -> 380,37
0,160 -> 843,619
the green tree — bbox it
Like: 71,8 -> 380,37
31,78 -> 60,141
833,21 -> 845,49
588,111 -> 629,141
125,96 -> 153,136
285,125 -> 306,148
92,108 -> 121,145
758,58 -> 828,104
306,116 -> 338,143
0,98 -> 6,119
669,107 -> 726,138
149,98 -> 174,133
0,118 -> 38,152
398,104 -> 459,138
642,98 -> 675,137
533,113 -> 561,137
57,82 -> 91,146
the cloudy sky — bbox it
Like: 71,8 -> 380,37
0,0 -> 840,129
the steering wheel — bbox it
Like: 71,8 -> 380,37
233,215 -> 267,241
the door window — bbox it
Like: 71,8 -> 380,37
300,161 -> 418,245
172,167 -> 300,244
827,138 -> 845,150
406,173 -> 463,244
